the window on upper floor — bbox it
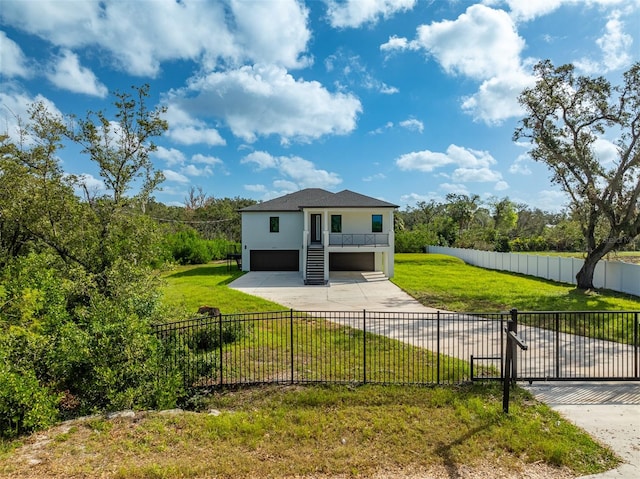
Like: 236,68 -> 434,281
372,214 -> 382,233
331,215 -> 342,233
269,216 -> 279,233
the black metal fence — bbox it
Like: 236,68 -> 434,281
516,311 -> 639,381
153,310 -> 640,390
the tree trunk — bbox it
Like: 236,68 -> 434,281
575,252 -> 603,290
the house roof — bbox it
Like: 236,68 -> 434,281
239,188 -> 398,212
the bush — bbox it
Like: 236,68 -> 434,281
395,227 -> 438,253
0,253 -> 184,427
163,229 -> 240,264
494,235 -> 511,252
0,364 -> 60,438
165,229 -> 212,264
62,297 -> 183,413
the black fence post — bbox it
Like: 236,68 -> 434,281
555,312 -> 560,379
503,318 -> 513,413
436,310 -> 441,385
363,309 -> 367,384
503,309 -> 528,414
510,308 -> 518,383
291,309 -> 295,385
219,313 -> 224,387
634,312 -> 638,379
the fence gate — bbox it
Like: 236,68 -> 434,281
512,311 -> 639,382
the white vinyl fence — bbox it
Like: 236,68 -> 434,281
426,246 -> 640,297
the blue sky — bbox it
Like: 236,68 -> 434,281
1,0 -> 639,211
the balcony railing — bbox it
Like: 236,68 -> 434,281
329,233 -> 389,247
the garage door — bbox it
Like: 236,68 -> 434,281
250,250 -> 299,271
329,252 -> 374,271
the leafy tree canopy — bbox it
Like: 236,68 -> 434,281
514,60 -> 640,289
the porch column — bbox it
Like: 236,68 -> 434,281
323,209 -> 329,283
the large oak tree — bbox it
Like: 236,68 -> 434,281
515,60 -> 640,289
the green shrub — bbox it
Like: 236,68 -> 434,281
207,238 -> 239,261
394,227 -> 438,253
494,235 -> 511,252
164,229 -> 212,264
0,364 -> 60,438
0,254 -> 184,426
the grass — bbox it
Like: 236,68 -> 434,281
392,253 -> 640,312
1,256 -> 632,478
159,263 -> 284,316
0,384 -> 619,478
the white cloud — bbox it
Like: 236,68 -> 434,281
399,118 -> 424,133
241,151 -> 342,190
181,164 -> 212,177
445,144 -> 496,168
241,151 -> 278,170
509,154 -> 533,175
0,31 -> 31,78
362,173 -> 386,182
399,192 -> 442,207
439,183 -> 470,195
162,104 -> 226,147
46,49 -> 107,97
369,121 -> 394,135
597,10 -> 633,71
192,154 -> 223,167
397,144 -> 504,186
0,0 -> 310,77
414,5 -> 525,80
575,9 -> 633,74
494,180 -> 509,191
533,189 -> 569,212
327,0 -> 417,28
272,179 -> 300,192
452,167 -> 503,183
504,0 -> 634,23
379,84 -> 399,94
244,184 -> 267,193
593,138 -> 620,167
503,0 -> 564,22
167,125 -> 226,147
388,4 -> 533,124
163,169 -> 190,184
0,88 -> 61,142
380,35 -> 414,54
325,51 -> 399,95
167,64 -> 362,143
229,0 -> 311,69
461,70 -> 534,124
396,150 -> 454,172
153,146 -> 186,167
76,173 -> 105,189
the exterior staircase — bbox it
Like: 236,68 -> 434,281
305,245 -> 326,285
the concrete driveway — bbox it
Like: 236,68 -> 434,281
229,271 -> 439,312
229,271 -> 640,478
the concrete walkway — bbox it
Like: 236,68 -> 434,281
229,271 -> 640,478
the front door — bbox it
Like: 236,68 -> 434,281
311,214 -> 322,244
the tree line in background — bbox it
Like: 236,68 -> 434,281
1,59 -> 638,438
394,193 -> 590,254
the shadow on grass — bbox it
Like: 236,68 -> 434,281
434,421 -> 497,478
167,263 -> 245,284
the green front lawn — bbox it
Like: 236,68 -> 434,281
392,253 -> 640,312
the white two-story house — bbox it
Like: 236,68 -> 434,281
239,188 -> 398,284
